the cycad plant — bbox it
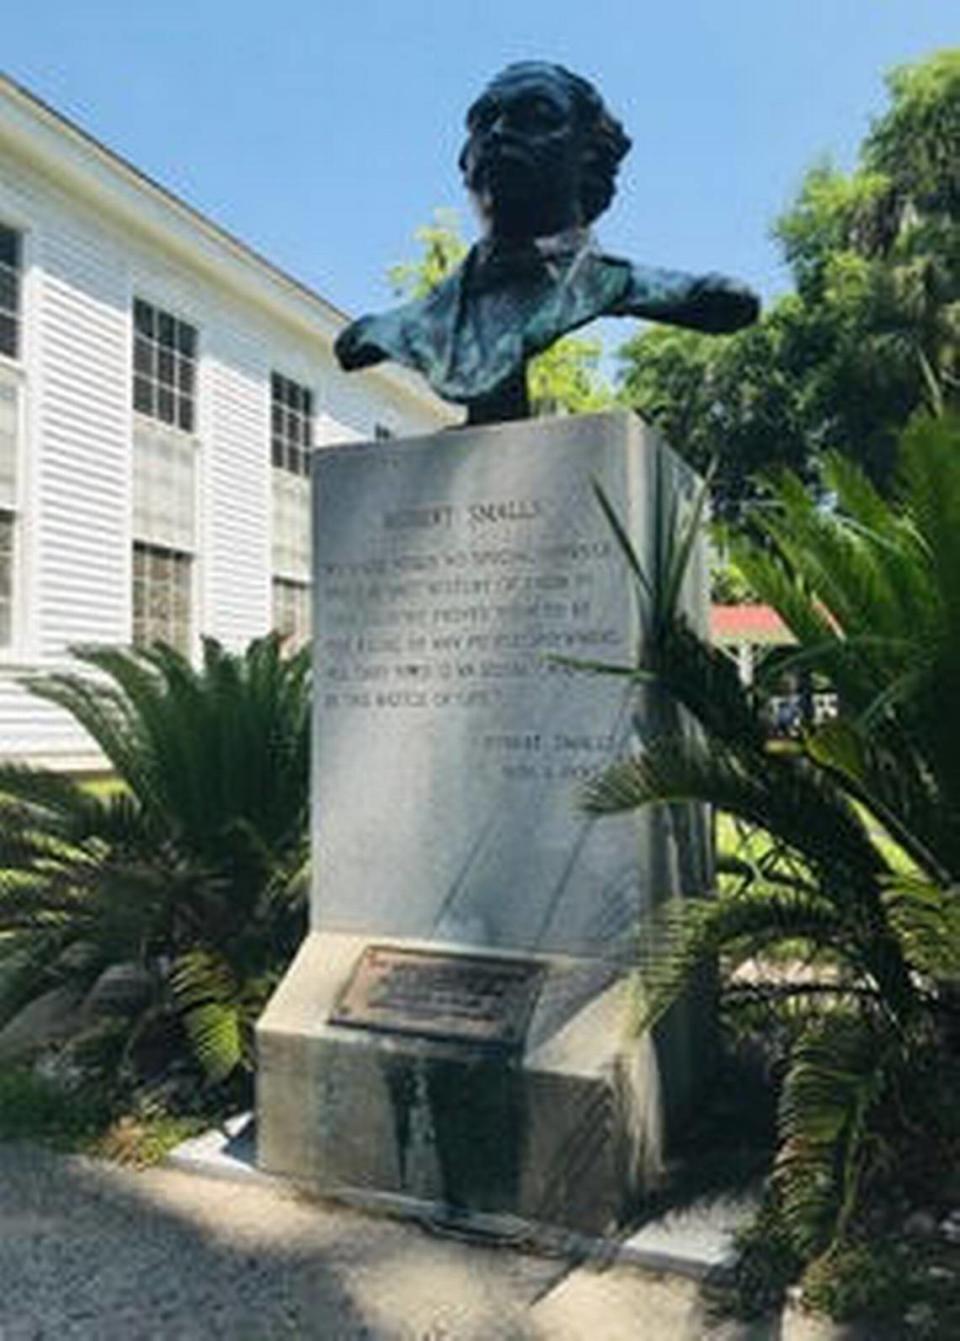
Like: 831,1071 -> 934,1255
0,635 -> 310,1096
578,415 -> 960,1261
747,416 -> 960,874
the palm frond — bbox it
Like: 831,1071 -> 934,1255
628,885 -> 849,1039
170,951 -> 246,1082
582,736 -> 887,902
659,459 -> 714,635
0,634 -> 310,1092
881,876 -> 960,980
775,1013 -> 893,1255
591,478 -> 652,603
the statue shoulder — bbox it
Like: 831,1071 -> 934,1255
611,259 -> 760,333
334,262 -> 468,372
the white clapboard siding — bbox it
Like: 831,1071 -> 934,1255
322,342 -> 447,441
0,95 -> 450,768
0,670 -> 91,763
204,332 -> 271,648
36,223 -> 130,656
0,175 -> 128,766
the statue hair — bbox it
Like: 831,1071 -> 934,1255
463,61 -> 632,226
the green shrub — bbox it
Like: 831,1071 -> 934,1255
799,1240 -> 906,1322
0,634 -> 310,1099
0,1066 -> 111,1147
578,416 -> 960,1287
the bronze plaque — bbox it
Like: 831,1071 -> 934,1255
330,945 -> 545,1047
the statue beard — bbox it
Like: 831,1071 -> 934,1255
468,144 -> 581,240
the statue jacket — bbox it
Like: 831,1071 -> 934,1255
334,238 -> 758,406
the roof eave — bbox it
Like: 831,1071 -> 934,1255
0,71 -> 454,421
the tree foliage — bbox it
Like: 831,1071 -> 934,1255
618,49 -> 960,516
526,333 -> 612,415
387,208 -> 468,300
389,209 -> 613,415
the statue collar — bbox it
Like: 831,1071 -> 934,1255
468,227 -> 596,292
333,236 -> 634,406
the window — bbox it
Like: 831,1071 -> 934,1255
272,576 -> 311,649
272,466 -> 311,577
0,513 -> 13,647
271,373 -> 314,646
132,543 -> 192,653
133,422 -> 196,552
0,374 -> 21,648
131,422 -> 196,653
131,422 -> 196,654
0,224 -> 21,361
271,372 -> 313,476
0,225 -> 23,648
133,298 -> 197,433
132,299 -> 198,654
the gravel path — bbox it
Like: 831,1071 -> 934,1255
0,1144 -> 848,1339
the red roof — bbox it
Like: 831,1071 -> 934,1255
711,604 -> 791,644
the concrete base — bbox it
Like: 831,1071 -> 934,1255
256,931 -> 674,1236
168,1111 -> 760,1283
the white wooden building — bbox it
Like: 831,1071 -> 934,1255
0,74 -> 451,769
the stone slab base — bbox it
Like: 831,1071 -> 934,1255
256,931 -> 669,1236
167,1109 -> 759,1281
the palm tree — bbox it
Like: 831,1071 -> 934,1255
0,634 -> 310,1094
576,415 -> 960,1257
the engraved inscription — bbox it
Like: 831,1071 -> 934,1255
331,946 -> 546,1046
317,490 -> 626,784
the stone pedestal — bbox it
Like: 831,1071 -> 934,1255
257,411 -> 711,1234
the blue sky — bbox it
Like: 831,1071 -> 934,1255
5,3 -> 957,348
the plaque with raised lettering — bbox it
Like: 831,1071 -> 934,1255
330,945 -> 546,1046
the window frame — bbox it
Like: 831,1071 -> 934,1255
129,294 -> 202,659
0,220 -> 23,366
270,370 -> 315,643
0,216 -> 29,661
271,574 -> 312,651
131,539 -> 195,656
0,505 -> 16,656
270,370 -> 315,478
270,464 -> 311,583
0,365 -> 25,656
131,415 -> 201,555
132,296 -> 199,435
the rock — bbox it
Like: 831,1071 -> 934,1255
939,1210 -> 960,1244
905,1302 -> 936,1331
0,987 -> 87,1060
85,962 -> 153,1015
903,1209 -> 938,1239
33,1046 -> 88,1092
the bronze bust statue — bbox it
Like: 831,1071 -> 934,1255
335,62 -> 760,424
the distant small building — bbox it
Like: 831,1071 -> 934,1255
712,603 -> 837,730
0,75 -> 451,769
710,602 -> 791,685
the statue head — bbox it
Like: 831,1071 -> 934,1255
459,62 -> 631,240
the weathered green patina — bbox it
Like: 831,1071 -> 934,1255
335,62 -> 760,423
